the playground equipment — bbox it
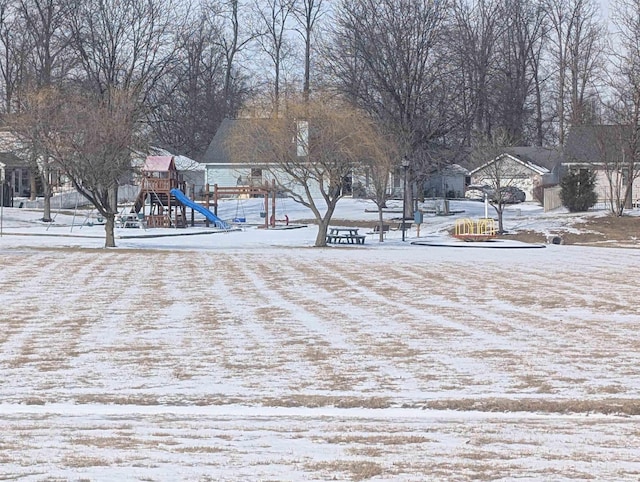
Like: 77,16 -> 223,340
170,188 -> 229,229
453,218 -> 497,241
204,180 -> 283,229
132,156 -> 187,227
132,156 -> 229,229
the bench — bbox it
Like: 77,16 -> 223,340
326,227 -> 366,245
117,213 -> 146,229
390,222 -> 413,231
326,234 -> 366,244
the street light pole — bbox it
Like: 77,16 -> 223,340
401,157 -> 410,242
0,166 -> 4,238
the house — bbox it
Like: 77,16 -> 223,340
0,132 -> 33,202
469,147 -> 561,202
201,118 -> 326,198
564,125 -> 640,207
423,163 -> 469,198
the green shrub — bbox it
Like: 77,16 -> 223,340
560,168 -> 598,212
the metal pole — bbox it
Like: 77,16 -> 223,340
0,167 -> 5,237
402,164 -> 407,242
0,181 -> 3,238
484,192 -> 489,218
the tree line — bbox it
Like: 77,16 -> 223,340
0,0 -> 628,156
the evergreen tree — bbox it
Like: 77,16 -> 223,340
560,168 -> 598,212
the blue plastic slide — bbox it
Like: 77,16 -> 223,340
170,188 -> 230,229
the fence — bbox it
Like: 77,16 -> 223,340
543,185 -> 562,212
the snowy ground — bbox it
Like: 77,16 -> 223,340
0,198 -> 639,481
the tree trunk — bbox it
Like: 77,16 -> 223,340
104,185 -> 119,247
104,213 -> 116,247
404,174 -> 413,219
41,163 -> 52,222
495,204 -> 505,234
303,24 -> 311,103
534,72 -> 544,146
315,217 -> 330,247
42,191 -> 52,223
30,173 -> 37,201
378,208 -> 385,242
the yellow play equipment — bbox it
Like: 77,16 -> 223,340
454,218 -> 497,241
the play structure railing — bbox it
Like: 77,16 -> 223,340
454,218 -> 496,241
142,177 -> 185,193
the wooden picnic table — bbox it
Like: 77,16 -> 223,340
326,227 -> 366,245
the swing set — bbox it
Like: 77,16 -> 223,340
204,179 -> 287,228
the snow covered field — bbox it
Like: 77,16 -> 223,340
0,198 -> 639,480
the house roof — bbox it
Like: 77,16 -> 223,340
428,163 -> 469,176
202,118 -> 277,164
470,153 -> 550,176
502,146 -> 562,171
202,118 -> 301,165
0,151 -> 25,169
145,146 -> 204,172
564,125 -> 632,163
202,119 -> 235,164
0,131 -> 29,168
144,156 -> 175,172
456,145 -> 562,172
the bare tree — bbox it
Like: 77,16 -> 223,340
227,94 -> 388,246
595,0 -> 640,216
451,0 -> 504,141
360,128 -> 399,242
470,132 -> 522,234
14,0 -> 77,214
7,88 -> 56,220
326,0 -> 454,218
591,126 -> 638,215
0,1 -> 29,115
254,0 -> 295,115
68,0 -> 181,102
68,0 -> 182,226
542,0 -> 605,145
18,0 -> 76,88
494,0 -> 548,144
292,0 -> 327,102
209,0 -> 256,116
30,88 -> 145,247
149,10 -> 232,159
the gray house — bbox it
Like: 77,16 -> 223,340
423,163 -> 469,198
0,132 -> 32,201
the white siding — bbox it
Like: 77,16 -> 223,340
471,158 -> 543,202
204,163 -> 323,198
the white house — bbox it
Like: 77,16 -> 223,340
469,148 -> 560,202
202,118 -> 328,199
564,125 -> 640,208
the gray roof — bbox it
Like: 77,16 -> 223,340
470,152 -> 550,176
428,163 -> 469,176
201,118 -> 285,164
502,146 -> 563,171
0,151 -> 26,169
456,145 -> 562,172
201,118 -> 235,164
564,125 -> 632,163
